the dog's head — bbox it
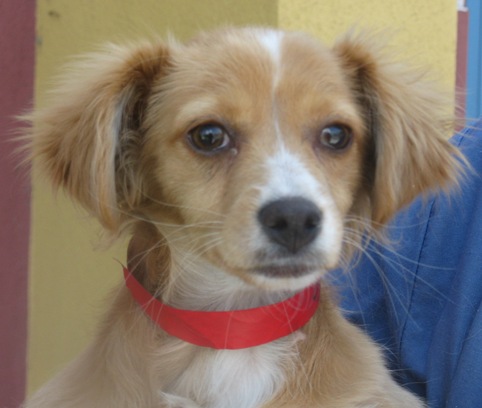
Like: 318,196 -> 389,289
29,28 -> 461,292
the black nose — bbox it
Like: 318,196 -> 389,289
257,197 -> 322,254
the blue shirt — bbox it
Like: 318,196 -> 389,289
334,120 -> 482,407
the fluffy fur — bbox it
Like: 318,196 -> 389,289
24,27 -> 462,407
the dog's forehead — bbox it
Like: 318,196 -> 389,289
166,29 -> 356,126
175,28 -> 340,87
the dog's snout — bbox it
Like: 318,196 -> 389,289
258,197 -> 322,254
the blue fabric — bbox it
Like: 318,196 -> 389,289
334,119 -> 482,407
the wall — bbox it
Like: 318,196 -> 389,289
279,0 -> 457,88
27,0 -> 458,396
0,1 -> 35,406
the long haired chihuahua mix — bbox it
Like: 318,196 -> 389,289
25,27 -> 461,407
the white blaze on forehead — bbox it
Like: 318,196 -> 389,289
256,29 -> 283,65
256,29 -> 285,143
256,29 -> 283,86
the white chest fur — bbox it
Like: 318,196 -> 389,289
167,337 -> 297,408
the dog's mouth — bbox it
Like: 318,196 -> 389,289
247,248 -> 326,278
217,247 -> 327,286
241,261 -> 325,291
222,261 -> 324,292
252,263 -> 318,278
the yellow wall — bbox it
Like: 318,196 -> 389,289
279,0 -> 457,87
29,0 -> 457,393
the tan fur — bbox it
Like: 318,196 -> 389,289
24,27 -> 462,407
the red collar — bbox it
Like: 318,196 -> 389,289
123,268 -> 320,349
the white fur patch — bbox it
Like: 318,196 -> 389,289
256,29 -> 283,67
256,29 -> 283,88
168,339 -> 295,408
259,146 -> 321,203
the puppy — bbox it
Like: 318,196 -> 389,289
24,27 -> 461,408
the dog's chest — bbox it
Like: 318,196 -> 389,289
169,340 -> 293,408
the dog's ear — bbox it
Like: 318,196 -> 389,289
333,33 -> 462,225
27,41 -> 170,232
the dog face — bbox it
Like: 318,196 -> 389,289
29,28 -> 460,292
142,30 -> 366,290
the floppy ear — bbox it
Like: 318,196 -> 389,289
333,33 -> 463,225
28,41 -> 170,232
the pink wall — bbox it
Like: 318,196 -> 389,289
0,0 -> 35,406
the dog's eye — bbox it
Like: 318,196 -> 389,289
319,125 -> 352,151
188,124 -> 231,154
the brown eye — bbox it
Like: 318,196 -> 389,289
188,124 -> 231,154
319,125 -> 353,151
